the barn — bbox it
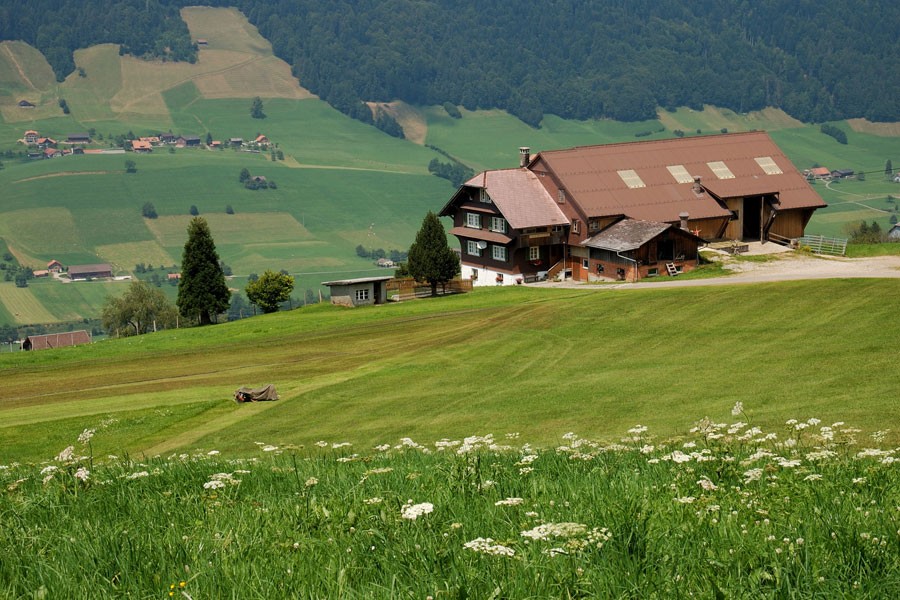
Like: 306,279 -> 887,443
23,330 -> 92,351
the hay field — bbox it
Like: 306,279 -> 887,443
0,208 -> 83,265
95,241 -> 176,272
657,106 -> 804,134
0,41 -> 59,122
0,283 -> 57,324
144,212 -> 313,247
181,6 -> 313,100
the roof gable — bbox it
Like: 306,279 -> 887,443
442,169 -> 568,230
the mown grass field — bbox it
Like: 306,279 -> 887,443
1,7 -> 898,329
2,279 -> 899,465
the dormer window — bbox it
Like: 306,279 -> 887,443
479,189 -> 491,203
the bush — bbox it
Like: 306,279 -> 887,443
820,123 -> 848,144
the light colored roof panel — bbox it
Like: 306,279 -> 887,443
666,164 -> 694,183
754,156 -> 783,175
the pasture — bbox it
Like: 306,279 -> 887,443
2,279 -> 899,465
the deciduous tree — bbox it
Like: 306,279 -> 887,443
177,217 -> 230,325
406,211 -> 459,297
102,279 -> 176,336
246,270 -> 295,313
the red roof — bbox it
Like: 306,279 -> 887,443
454,169 -> 568,229
534,131 -> 826,220
23,331 -> 91,351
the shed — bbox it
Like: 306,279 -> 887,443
889,224 -> 900,240
18,100 -> 35,108
23,330 -> 91,351
67,133 -> 91,143
68,263 -> 113,279
321,276 -> 393,307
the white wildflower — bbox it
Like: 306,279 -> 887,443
697,477 -> 718,492
56,446 -> 75,462
262,445 -> 278,452
364,497 -> 383,505
463,537 -> 516,557
77,428 -> 96,444
74,467 -> 90,482
731,402 -> 744,416
203,480 -> 226,490
314,441 -> 328,448
743,468 -> 764,483
520,522 -> 587,540
305,477 -> 318,487
400,500 -> 434,520
126,471 -> 150,480
207,450 -> 220,456
40,465 -> 58,475
674,496 -> 696,504
495,497 -> 524,506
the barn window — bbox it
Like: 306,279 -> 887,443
617,169 -> 646,188
355,289 -> 370,301
666,164 -> 694,183
754,156 -> 783,175
707,161 -> 735,179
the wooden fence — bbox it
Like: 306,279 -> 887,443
797,234 -> 848,256
387,278 -> 473,301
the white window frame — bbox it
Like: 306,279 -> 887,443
492,245 -> 508,262
355,288 -> 370,301
528,246 -> 540,261
467,240 -> 482,256
490,217 -> 507,233
589,219 -> 600,232
572,220 -> 580,234
479,189 -> 491,203
466,212 -> 481,229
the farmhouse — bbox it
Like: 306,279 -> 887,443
440,131 -> 826,284
322,276 -> 393,307
22,330 -> 91,351
131,140 -> 153,153
24,130 -> 39,143
230,137 -> 244,147
68,263 -> 113,279
254,134 -> 269,145
37,137 -> 57,149
159,132 -> 176,144
47,260 -> 64,273
176,135 -> 201,147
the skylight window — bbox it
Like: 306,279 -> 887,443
707,161 -> 735,179
666,165 -> 694,184
617,169 -> 646,189
754,156 -> 783,175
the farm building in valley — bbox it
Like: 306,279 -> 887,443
22,330 -> 91,351
68,263 -> 113,279
440,131 -> 826,284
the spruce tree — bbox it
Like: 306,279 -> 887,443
406,211 -> 459,297
177,217 -> 230,325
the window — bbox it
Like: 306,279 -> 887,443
492,245 -> 508,262
557,189 -> 566,203
552,224 -> 564,232
467,240 -> 482,256
490,217 -> 507,233
589,219 -> 600,232
466,212 -> 481,228
479,189 -> 491,203
582,259 -> 589,269
355,288 -> 370,301
528,246 -> 540,261
617,169 -> 646,188
754,156 -> 783,175
572,220 -> 580,234
666,164 -> 694,184
707,161 -> 735,179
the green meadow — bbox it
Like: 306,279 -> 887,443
2,279 -> 899,465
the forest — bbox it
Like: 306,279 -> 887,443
2,0 -> 898,126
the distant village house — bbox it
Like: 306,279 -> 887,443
68,263 -> 113,279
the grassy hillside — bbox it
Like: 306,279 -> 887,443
0,7 -> 898,329
2,280 -> 898,463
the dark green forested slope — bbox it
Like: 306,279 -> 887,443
2,0 -> 898,126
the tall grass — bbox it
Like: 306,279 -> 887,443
1,406 -> 897,598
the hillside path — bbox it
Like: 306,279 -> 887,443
2,44 -> 36,90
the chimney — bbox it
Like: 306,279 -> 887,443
519,147 -> 531,168
692,176 -> 703,194
679,212 -> 690,231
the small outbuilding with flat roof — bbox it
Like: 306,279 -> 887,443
321,276 -> 393,307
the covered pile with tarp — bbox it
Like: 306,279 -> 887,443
233,384 -> 279,403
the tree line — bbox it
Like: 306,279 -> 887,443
3,1 -> 897,126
